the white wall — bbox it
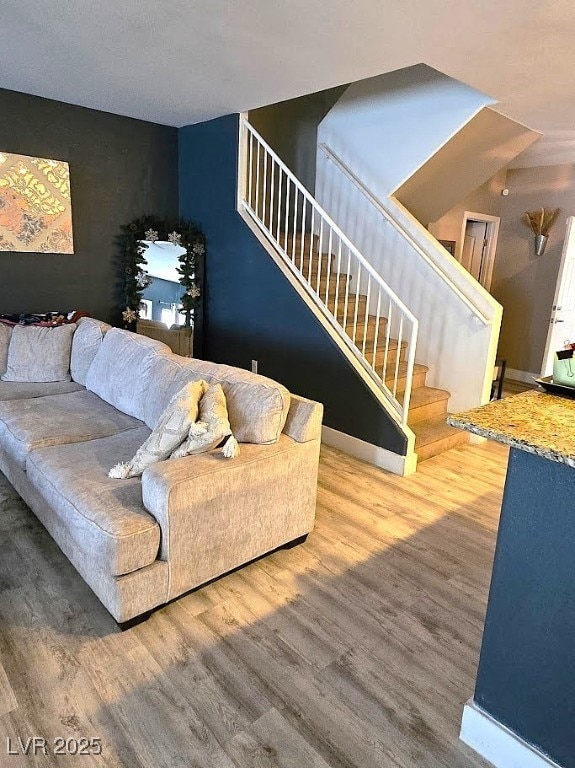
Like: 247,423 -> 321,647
315,65 -> 502,412
316,64 -> 494,197
428,169 -> 507,243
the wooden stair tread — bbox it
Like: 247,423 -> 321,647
385,362 -> 428,383
409,386 -> 450,408
407,385 -> 451,427
412,416 -> 465,445
364,337 -> 407,353
412,416 -> 469,461
345,317 -> 387,338
282,234 -> 462,465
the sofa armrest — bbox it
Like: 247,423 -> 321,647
141,435 -> 320,601
283,394 -> 323,442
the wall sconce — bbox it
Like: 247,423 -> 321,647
524,207 -> 560,256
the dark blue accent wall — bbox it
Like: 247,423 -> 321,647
178,113 -> 406,454
475,447 -> 575,767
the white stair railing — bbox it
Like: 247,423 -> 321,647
238,118 -> 418,425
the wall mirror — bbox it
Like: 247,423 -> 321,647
119,215 -> 205,355
138,240 -> 186,327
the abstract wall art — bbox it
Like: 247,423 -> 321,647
0,151 -> 74,253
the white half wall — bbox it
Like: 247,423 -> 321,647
315,64 -> 502,413
316,152 -> 500,411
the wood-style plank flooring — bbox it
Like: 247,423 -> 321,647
0,441 -> 508,767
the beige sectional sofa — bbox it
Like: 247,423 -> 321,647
0,318 -> 323,627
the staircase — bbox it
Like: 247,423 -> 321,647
238,118 -> 468,471
288,232 -> 467,461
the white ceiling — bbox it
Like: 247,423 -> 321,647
2,0 -> 575,163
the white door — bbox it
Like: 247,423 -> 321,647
463,221 -> 489,283
542,216 -> 575,376
458,213 -> 500,291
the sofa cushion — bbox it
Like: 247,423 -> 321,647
1,324 -> 76,383
26,428 -> 161,576
0,380 -> 84,401
144,353 -> 290,444
70,317 -> 111,386
0,389 -> 143,470
0,324 -> 11,376
86,328 -> 170,421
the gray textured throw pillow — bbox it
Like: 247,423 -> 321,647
1,324 -> 76,383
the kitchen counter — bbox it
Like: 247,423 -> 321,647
448,389 -> 575,467
449,389 -> 575,768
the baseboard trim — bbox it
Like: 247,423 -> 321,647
505,367 -> 539,385
460,700 -> 563,768
321,426 -> 417,476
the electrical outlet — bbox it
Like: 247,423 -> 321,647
251,359 -> 258,374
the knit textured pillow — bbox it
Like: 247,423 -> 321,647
1,324 -> 76,382
109,379 -> 207,479
171,382 -> 239,460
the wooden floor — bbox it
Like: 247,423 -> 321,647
0,441 -> 509,768
502,377 -> 536,397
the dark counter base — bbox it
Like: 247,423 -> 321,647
475,447 -> 575,768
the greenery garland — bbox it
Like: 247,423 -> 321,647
119,215 -> 205,329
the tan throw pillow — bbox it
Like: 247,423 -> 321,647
1,324 -> 76,383
171,383 -> 239,459
109,379 -> 207,479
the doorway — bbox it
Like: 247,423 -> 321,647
458,212 -> 500,291
542,216 -> 575,376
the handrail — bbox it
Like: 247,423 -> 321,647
239,118 -> 418,425
244,122 -> 417,325
318,142 -> 491,326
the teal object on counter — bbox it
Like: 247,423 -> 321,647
553,350 -> 575,387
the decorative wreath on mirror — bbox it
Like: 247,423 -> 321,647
119,215 -> 205,329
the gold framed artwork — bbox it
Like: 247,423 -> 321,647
0,151 -> 74,253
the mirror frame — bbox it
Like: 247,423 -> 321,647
119,215 -> 206,352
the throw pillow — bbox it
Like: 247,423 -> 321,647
171,383 -> 240,459
1,324 -> 76,383
109,379 -> 207,479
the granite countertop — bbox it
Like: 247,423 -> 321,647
447,390 -> 575,467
